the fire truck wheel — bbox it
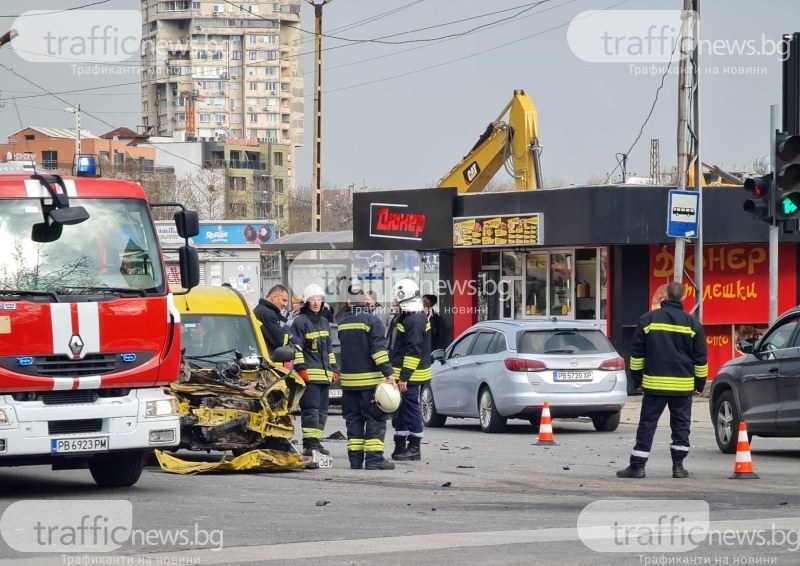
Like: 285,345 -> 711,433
89,451 -> 147,487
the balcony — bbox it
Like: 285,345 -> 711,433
227,160 -> 267,171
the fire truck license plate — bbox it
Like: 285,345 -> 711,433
51,437 -> 109,454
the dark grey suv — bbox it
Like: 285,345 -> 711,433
709,307 -> 800,453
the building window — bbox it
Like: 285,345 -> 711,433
25,134 -> 34,141
274,178 -> 284,193
199,113 -> 211,122
196,50 -> 207,59
273,151 -> 283,166
230,50 -> 241,60
211,50 -> 223,60
249,113 -> 258,123
264,66 -> 276,76
248,35 -> 257,44
42,150 -> 58,169
265,81 -> 277,92
215,113 -> 226,123
231,113 -> 242,123
266,50 -> 277,61
227,177 -> 246,190
248,51 -> 257,60
248,82 -> 258,91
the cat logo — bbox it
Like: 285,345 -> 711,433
463,162 -> 481,185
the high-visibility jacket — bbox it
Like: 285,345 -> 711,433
629,299 -> 708,395
338,307 -> 393,390
291,309 -> 337,383
390,311 -> 432,384
253,299 -> 290,357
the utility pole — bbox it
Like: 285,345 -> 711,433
673,1 -> 700,315
306,0 -> 332,233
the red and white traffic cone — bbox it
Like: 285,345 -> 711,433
536,402 -> 557,446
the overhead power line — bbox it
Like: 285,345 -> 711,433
0,0 -> 112,18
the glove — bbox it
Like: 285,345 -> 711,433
332,372 -> 339,383
298,369 -> 309,382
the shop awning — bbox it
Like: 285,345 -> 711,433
259,230 -> 352,251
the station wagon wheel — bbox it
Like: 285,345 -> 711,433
714,391 -> 740,454
478,387 -> 506,433
421,384 -> 447,428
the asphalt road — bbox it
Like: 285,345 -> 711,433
1,397 -> 800,565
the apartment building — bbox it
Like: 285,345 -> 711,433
140,0 -> 303,224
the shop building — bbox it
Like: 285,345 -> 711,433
354,186 -> 800,379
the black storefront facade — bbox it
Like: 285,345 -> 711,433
354,185 -> 800,379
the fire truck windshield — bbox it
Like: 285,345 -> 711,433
0,198 -> 165,295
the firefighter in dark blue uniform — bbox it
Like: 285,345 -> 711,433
338,290 -> 397,470
291,284 -> 338,456
389,280 -> 432,461
618,281 -> 708,479
253,284 -> 291,361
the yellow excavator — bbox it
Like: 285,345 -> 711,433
437,89 -> 543,193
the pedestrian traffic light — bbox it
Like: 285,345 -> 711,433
775,133 -> 800,220
743,175 -> 772,223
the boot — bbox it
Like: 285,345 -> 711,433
316,442 -> 331,456
365,458 -> 395,470
672,464 -> 689,478
391,435 -> 407,461
616,465 -> 645,478
348,451 -> 364,470
394,436 -> 421,461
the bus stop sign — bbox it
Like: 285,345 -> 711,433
667,190 -> 699,238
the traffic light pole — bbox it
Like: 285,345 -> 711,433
770,105 -> 779,324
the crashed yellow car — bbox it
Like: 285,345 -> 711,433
156,285 -> 309,474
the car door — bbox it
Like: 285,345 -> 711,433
434,331 -> 477,414
447,330 -> 496,416
775,316 -> 800,431
738,316 -> 798,430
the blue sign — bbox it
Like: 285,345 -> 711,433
158,222 -> 275,246
667,190 -> 699,239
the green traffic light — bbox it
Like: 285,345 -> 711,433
782,198 -> 799,215
779,192 -> 800,218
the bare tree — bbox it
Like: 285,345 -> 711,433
103,165 -> 180,221
173,168 -> 226,220
287,183 -> 312,234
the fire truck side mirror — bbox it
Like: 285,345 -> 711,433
178,245 -> 200,290
174,210 -> 200,239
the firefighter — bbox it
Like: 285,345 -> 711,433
291,284 -> 338,456
338,289 -> 397,470
253,284 -> 291,360
389,279 -> 432,461
617,281 -> 708,479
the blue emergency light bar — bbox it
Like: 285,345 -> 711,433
75,155 -> 97,177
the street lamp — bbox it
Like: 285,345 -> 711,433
64,105 -> 81,158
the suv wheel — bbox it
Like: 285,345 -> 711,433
421,384 -> 447,427
714,390 -> 740,454
478,387 -> 506,433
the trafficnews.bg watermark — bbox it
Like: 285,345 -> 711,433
577,499 -> 800,557
0,500 -> 223,553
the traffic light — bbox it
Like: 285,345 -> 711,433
775,133 -> 800,220
743,175 -> 772,223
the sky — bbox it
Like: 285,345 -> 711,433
0,0 -> 799,191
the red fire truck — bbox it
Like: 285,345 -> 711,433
0,166 -> 199,486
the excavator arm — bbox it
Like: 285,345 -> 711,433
437,90 -> 543,193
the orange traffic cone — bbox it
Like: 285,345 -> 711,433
535,402 -> 557,446
729,422 -> 759,479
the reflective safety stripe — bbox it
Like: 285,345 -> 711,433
397,324 -> 405,333
294,353 -> 305,364
302,428 -> 323,439
394,366 -> 432,383
630,357 -> 644,370
328,352 -> 336,364
372,351 -> 390,365
642,374 -> 694,392
425,321 -> 431,332
670,445 -> 690,452
694,364 -> 708,377
339,322 -> 371,332
403,356 -> 421,370
282,335 -> 288,346
632,450 -> 649,458
364,438 -> 385,452
305,331 -> 330,339
347,438 -> 365,451
340,372 -> 384,388
643,322 -> 696,337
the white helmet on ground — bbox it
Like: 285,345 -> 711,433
374,382 -> 401,413
302,283 -> 326,302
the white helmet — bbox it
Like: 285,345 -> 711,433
374,382 -> 401,413
302,283 -> 326,302
393,279 -> 419,301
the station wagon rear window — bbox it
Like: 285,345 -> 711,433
518,330 -> 615,355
